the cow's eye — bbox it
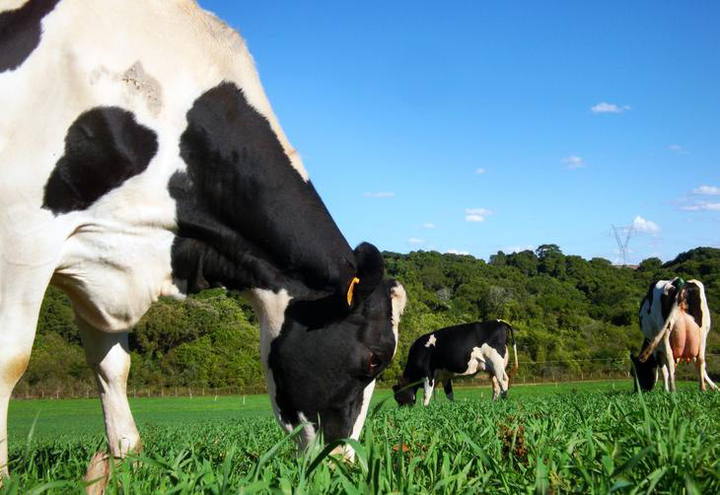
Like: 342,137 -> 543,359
368,352 -> 383,375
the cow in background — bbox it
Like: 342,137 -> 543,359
636,278 -> 716,392
393,320 -> 518,406
0,0 -> 407,486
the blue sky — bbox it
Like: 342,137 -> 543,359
200,0 -> 719,263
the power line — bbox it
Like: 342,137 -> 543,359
612,224 -> 635,266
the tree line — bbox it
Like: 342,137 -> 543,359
16,246 -> 720,397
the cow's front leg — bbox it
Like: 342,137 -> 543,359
78,320 -> 140,494
422,377 -> 435,406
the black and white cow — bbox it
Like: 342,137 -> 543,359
633,278 -> 716,392
393,320 -> 518,405
0,0 -> 407,483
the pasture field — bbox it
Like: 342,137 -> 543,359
3,381 -> 720,494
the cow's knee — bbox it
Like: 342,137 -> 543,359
78,322 -> 131,387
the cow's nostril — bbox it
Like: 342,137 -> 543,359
368,352 -> 383,375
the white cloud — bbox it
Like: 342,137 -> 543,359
681,202 -> 720,212
445,249 -> 470,255
692,185 -> 720,196
475,168 -> 486,175
465,208 -> 493,222
632,216 -> 660,234
407,237 -> 425,245
422,223 -> 436,229
363,191 -> 395,198
667,144 -> 689,154
562,155 -> 585,169
591,102 -> 631,114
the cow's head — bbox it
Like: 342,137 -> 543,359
631,340 -> 658,392
392,377 -> 419,406
267,269 -> 407,445
167,80 -> 409,444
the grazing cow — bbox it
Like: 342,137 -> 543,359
0,0 -> 407,484
635,278 -> 716,392
393,320 -> 518,406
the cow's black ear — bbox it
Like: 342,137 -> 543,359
352,242 -> 385,302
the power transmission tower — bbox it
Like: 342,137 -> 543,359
612,224 -> 634,266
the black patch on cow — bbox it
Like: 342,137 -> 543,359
0,0 -> 61,72
42,107 -> 158,215
268,279 -> 397,441
683,282 -> 704,327
170,81 -> 357,297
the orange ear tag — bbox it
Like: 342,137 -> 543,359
346,277 -> 360,306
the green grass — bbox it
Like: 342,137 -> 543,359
3,380 -> 720,493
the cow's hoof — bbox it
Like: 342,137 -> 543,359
84,452 -> 110,495
329,444 -> 356,463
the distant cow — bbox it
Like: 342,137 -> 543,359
634,278 -> 716,392
393,320 -> 518,406
0,0 -> 407,485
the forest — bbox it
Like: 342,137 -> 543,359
16,246 -> 720,397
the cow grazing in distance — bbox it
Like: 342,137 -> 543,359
636,278 -> 716,392
393,320 -> 518,406
0,0 -> 407,486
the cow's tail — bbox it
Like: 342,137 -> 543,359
506,323 -> 519,378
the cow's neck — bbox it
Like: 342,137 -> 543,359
170,81 -> 356,298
